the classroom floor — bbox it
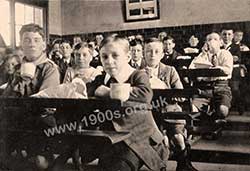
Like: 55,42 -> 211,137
4,160 -> 250,171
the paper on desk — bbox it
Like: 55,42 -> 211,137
32,78 -> 88,99
192,58 -> 213,69
0,83 -> 8,89
176,55 -> 192,60
149,76 -> 168,89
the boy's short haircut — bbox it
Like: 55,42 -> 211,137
144,37 -> 161,44
74,42 -> 93,56
234,30 -> 243,33
129,39 -> 143,47
158,31 -> 167,37
19,23 -> 45,40
52,39 -> 62,47
206,32 -> 222,40
100,34 -> 129,53
5,47 -> 14,55
61,39 -> 73,47
95,34 -> 104,40
144,37 -> 163,52
4,54 -> 21,64
221,27 -> 234,33
163,35 -> 175,43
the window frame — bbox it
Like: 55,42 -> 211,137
1,0 -> 47,48
125,0 -> 160,22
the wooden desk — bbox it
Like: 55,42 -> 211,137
240,51 -> 250,64
153,88 -> 199,99
0,97 -> 131,158
172,59 -> 193,69
184,53 -> 199,58
152,89 -> 201,132
178,68 -> 228,78
0,97 -> 121,110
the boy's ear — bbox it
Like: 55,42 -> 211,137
42,41 -> 46,52
127,52 -> 132,62
160,52 -> 164,60
219,39 -> 223,47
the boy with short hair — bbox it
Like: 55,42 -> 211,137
144,37 -> 198,171
221,28 -> 243,113
63,43 -> 101,84
190,32 -> 233,119
87,35 -> 169,171
49,40 -> 62,65
158,31 -> 167,42
2,23 -> 60,169
233,30 -> 249,52
3,23 -> 60,96
129,39 -> 146,69
221,28 -> 241,58
58,40 -> 73,82
161,36 -> 182,68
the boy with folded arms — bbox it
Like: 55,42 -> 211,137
87,35 -> 169,171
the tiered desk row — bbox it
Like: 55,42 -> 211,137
1,56 -> 250,168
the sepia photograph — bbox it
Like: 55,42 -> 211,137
0,0 -> 250,170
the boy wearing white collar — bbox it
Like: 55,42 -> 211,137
190,32 -> 233,120
87,35 -> 169,171
144,38 -> 198,171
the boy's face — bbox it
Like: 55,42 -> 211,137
53,43 -> 61,52
60,42 -> 72,58
144,42 -> 164,68
88,42 -> 96,51
100,42 -> 130,77
206,33 -> 222,54
21,32 -> 46,62
74,47 -> 92,68
189,35 -> 199,47
4,57 -> 18,74
14,49 -> 24,60
96,35 -> 103,45
131,44 -> 143,62
163,39 -> 175,54
234,32 -> 243,43
221,30 -> 234,44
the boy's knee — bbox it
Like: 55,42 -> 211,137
173,134 -> 184,143
35,155 -> 49,170
172,134 -> 185,151
217,105 -> 229,118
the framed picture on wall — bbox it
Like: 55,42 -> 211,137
125,0 -> 160,21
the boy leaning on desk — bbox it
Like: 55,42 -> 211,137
189,32 -> 234,122
85,34 -> 169,171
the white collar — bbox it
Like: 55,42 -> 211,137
23,53 -> 48,66
104,73 -> 111,85
63,57 -> 71,64
145,65 -> 159,77
131,58 -> 142,66
104,66 -> 135,84
224,42 -> 232,50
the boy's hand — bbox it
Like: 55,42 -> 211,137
212,66 -> 223,70
95,85 -> 110,97
233,55 -> 239,62
201,42 -> 209,53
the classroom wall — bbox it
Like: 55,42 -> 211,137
59,0 -> 250,35
48,0 -> 62,35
